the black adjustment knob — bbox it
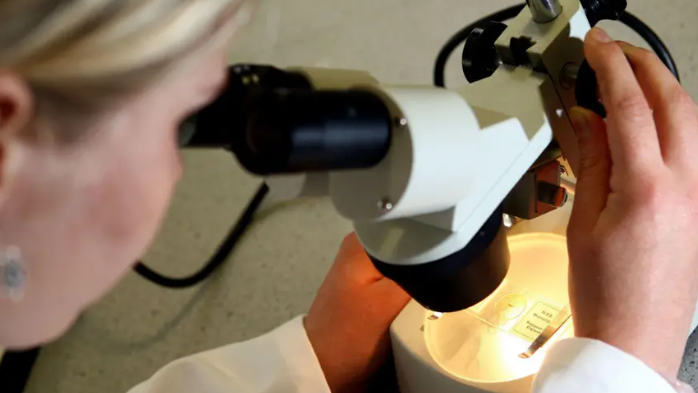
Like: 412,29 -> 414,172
575,60 -> 607,118
577,0 -> 627,115
462,21 -> 509,83
580,0 -> 627,26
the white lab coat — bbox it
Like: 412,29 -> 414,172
129,316 -> 692,393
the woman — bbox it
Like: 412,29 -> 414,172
0,1 -> 696,392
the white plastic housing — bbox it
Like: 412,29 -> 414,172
392,231 -> 571,393
390,196 -> 574,393
329,87 -> 489,222
351,67 -> 559,265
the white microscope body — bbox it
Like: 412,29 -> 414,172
267,1 -> 583,387
202,0 -> 697,391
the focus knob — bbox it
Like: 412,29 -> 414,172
580,0 -> 627,26
462,21 -> 508,83
575,60 -> 607,118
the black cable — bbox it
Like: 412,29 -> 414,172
133,183 -> 269,288
619,12 -> 680,82
434,7 -> 680,87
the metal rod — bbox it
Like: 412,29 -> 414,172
519,304 -> 572,359
526,0 -> 563,23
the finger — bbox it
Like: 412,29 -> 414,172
372,277 -> 411,320
584,28 -> 662,177
568,107 -> 611,235
618,42 -> 698,164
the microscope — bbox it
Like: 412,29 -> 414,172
181,0 -> 698,391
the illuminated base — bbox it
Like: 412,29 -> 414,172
391,233 -> 571,393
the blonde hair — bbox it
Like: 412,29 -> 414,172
0,0 -> 251,135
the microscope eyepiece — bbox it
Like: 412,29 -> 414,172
182,64 -> 392,175
236,90 -> 392,175
180,64 -> 313,149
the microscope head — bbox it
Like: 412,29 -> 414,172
185,63 -> 570,313
182,0 -> 630,314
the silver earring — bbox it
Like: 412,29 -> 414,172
0,246 -> 27,301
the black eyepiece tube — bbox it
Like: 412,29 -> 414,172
180,64 -> 313,149
233,90 -> 392,175
180,64 -> 392,175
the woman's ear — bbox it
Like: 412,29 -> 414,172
0,71 -> 33,197
0,71 -> 33,141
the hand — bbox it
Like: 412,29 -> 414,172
305,233 -> 411,393
567,27 -> 698,378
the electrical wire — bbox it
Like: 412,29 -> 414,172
133,183 -> 269,288
433,6 -> 680,88
619,12 -> 680,82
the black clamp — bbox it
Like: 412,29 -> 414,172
462,21 -> 509,83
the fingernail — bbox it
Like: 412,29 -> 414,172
617,41 -> 635,54
588,27 -> 613,44
570,107 -> 591,141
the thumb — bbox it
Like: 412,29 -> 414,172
335,233 -> 385,284
568,106 -> 611,234
373,277 -> 411,315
